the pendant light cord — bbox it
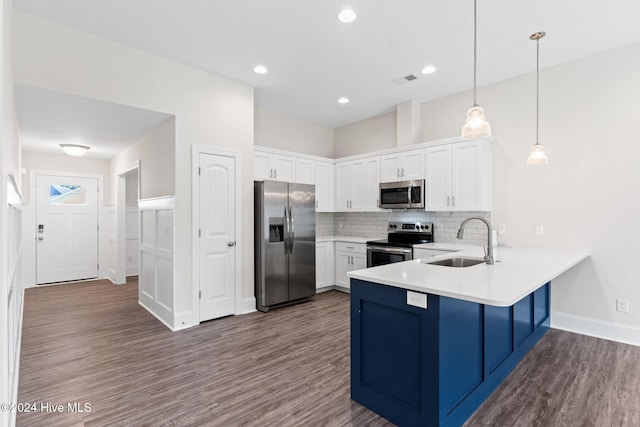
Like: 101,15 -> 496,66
473,0 -> 477,106
536,37 -> 539,146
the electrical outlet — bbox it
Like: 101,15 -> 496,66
535,225 -> 544,236
498,224 -> 506,236
407,291 -> 427,309
127,256 -> 133,263
616,299 -> 629,313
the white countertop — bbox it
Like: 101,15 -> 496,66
348,244 -> 589,306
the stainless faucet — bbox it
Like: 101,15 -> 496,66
456,215 -> 494,265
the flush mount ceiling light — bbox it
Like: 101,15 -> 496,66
253,65 -> 268,74
461,0 -> 491,140
337,9 -> 357,23
337,97 -> 350,104
60,144 -> 90,156
421,65 -> 437,75
527,31 -> 549,166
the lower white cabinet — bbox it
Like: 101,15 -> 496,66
335,242 -> 366,290
316,241 -> 335,290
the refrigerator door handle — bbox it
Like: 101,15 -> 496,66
289,206 -> 295,253
283,206 -> 289,254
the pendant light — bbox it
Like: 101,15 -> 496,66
526,31 -> 549,166
461,0 -> 491,140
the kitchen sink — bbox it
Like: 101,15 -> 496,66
424,257 -> 486,268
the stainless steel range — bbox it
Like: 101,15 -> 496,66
366,222 -> 434,267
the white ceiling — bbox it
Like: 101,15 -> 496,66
13,0 -> 640,136
16,85 -> 173,159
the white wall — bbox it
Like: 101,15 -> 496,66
13,12 -> 254,329
125,169 -> 138,206
1,0 -> 22,424
334,111 -> 396,158
420,42 -> 640,333
125,170 -> 138,276
21,151 -> 110,203
255,107 -> 334,158
109,117 -> 175,204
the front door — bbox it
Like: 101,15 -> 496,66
36,174 -> 99,284
198,153 -> 236,321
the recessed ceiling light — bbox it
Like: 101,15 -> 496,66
253,65 -> 268,74
337,9 -> 357,23
421,65 -> 437,75
338,97 -> 350,104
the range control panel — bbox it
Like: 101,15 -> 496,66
388,222 -> 433,233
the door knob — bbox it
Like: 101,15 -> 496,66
227,241 -> 236,247
38,236 -> 44,241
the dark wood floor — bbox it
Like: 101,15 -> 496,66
17,279 -> 640,426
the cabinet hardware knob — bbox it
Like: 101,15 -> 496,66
227,241 -> 236,247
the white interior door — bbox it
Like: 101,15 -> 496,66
36,174 -> 98,284
199,153 -> 236,321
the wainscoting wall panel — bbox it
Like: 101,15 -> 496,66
138,196 -> 175,330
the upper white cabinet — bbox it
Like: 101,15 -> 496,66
314,161 -> 335,212
425,139 -> 492,211
254,151 -> 295,182
254,147 -> 335,212
295,158 -> 314,184
380,148 -> 425,183
336,156 -> 380,211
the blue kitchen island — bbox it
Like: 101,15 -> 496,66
348,246 -> 589,427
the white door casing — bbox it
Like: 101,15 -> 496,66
198,152 -> 236,321
36,174 -> 98,284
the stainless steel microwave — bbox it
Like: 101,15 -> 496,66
379,179 -> 425,209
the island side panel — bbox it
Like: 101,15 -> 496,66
350,279 -> 440,426
438,297 -> 483,418
350,279 -> 551,427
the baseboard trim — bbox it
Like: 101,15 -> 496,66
551,311 -> 640,347
138,301 -> 176,331
237,297 -> 257,315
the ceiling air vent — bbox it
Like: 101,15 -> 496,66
393,74 -> 419,86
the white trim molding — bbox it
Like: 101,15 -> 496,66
552,311 -> 640,347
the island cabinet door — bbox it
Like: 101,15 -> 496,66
350,279 -> 440,427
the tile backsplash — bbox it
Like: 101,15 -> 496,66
317,211 -> 492,247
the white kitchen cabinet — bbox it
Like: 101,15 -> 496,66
335,156 -> 380,211
254,151 -> 295,182
380,148 -> 425,183
316,241 -> 335,290
314,161 -> 334,212
295,158 -> 314,185
335,242 -> 366,291
425,139 -> 491,211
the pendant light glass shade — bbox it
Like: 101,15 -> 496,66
462,105 -> 491,139
527,31 -> 548,166
527,143 -> 548,165
461,0 -> 491,140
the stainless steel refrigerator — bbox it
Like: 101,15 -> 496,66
254,180 -> 316,312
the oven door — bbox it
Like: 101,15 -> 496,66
367,245 -> 412,268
